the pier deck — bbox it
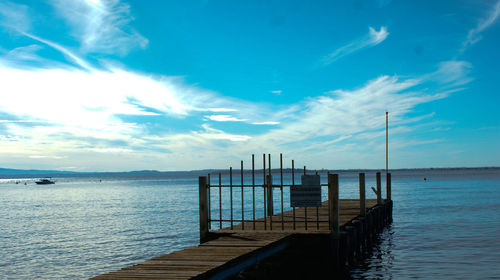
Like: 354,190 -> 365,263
91,199 -> 378,280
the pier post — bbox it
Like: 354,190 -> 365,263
359,173 -> 366,217
328,174 -> 340,267
351,219 -> 362,260
376,172 -> 382,205
199,176 -> 209,243
386,173 -> 391,201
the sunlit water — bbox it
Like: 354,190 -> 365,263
1,168 -> 499,279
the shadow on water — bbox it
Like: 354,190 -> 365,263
228,224 -> 395,280
348,224 -> 394,280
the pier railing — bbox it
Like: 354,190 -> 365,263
199,153 -> 391,242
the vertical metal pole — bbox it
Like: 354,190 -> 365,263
252,154 -> 256,230
304,166 -> 308,230
199,176 -> 209,243
268,154 -> 273,230
207,173 -> 211,229
263,154 -> 267,230
280,153 -> 284,230
327,171 -> 330,225
292,160 -> 296,230
315,168 -> 319,230
241,160 -> 244,230
359,173 -> 366,217
376,172 -> 382,205
230,167 -> 233,230
218,173 -> 222,229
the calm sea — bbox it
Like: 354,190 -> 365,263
1,168 -> 499,279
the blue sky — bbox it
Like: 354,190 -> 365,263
0,0 -> 499,171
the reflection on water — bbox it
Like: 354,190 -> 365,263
350,225 -> 394,280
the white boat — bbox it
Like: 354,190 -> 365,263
35,178 -> 55,185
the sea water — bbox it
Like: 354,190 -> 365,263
0,168 -> 499,279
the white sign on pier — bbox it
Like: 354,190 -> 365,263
290,175 -> 322,207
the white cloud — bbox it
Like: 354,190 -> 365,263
462,1 -> 500,52
29,155 -> 66,159
271,90 -> 282,95
196,108 -> 238,112
0,1 -> 30,33
206,115 -> 247,122
49,0 -> 148,55
22,33 -> 94,70
87,147 -> 133,153
0,119 -> 44,123
4,45 -> 42,62
368,26 -> 389,44
323,26 -> 389,65
426,60 -> 472,86
252,121 -> 279,125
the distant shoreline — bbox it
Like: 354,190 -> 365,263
1,166 -> 499,178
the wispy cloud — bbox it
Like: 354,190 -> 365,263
0,1 -> 30,33
49,0 -> 148,55
205,115 -> 247,122
251,121 -> 279,125
22,32 -> 94,70
426,60 -> 473,87
322,26 -> 389,65
271,90 -> 282,95
462,1 -> 500,52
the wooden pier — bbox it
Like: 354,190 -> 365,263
91,155 -> 393,280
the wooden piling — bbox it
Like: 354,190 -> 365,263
387,173 -> 392,201
359,173 -> 366,217
328,173 -> 339,267
328,174 -> 339,238
376,172 -> 382,205
199,176 -> 209,243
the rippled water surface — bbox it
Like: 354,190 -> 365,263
350,168 -> 500,279
1,168 -> 499,279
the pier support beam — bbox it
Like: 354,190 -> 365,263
376,172 -> 382,205
328,174 -> 340,267
199,176 -> 209,243
386,173 -> 391,201
359,173 -> 366,217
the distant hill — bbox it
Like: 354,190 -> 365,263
0,168 -> 79,175
0,167 -> 213,178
